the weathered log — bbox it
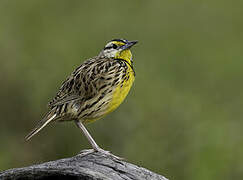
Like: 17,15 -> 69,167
0,149 -> 168,180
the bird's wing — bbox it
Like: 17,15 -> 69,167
48,57 -> 123,108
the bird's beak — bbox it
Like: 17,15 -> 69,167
120,40 -> 138,51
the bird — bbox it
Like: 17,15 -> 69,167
25,39 -> 138,153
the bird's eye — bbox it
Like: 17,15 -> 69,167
112,44 -> 118,49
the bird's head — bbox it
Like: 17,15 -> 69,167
99,39 -> 138,63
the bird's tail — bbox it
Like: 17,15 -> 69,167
25,110 -> 57,141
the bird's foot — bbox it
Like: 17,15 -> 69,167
95,147 -> 123,160
79,149 -> 95,156
79,148 -> 123,160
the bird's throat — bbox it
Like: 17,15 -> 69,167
115,49 -> 133,65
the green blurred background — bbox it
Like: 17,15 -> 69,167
0,0 -> 243,179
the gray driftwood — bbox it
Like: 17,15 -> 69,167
0,149 -> 168,180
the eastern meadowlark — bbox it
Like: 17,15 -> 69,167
25,39 -> 138,153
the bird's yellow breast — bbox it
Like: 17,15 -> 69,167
105,67 -> 135,115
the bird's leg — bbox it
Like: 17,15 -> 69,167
75,120 -> 123,160
75,120 -> 100,151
